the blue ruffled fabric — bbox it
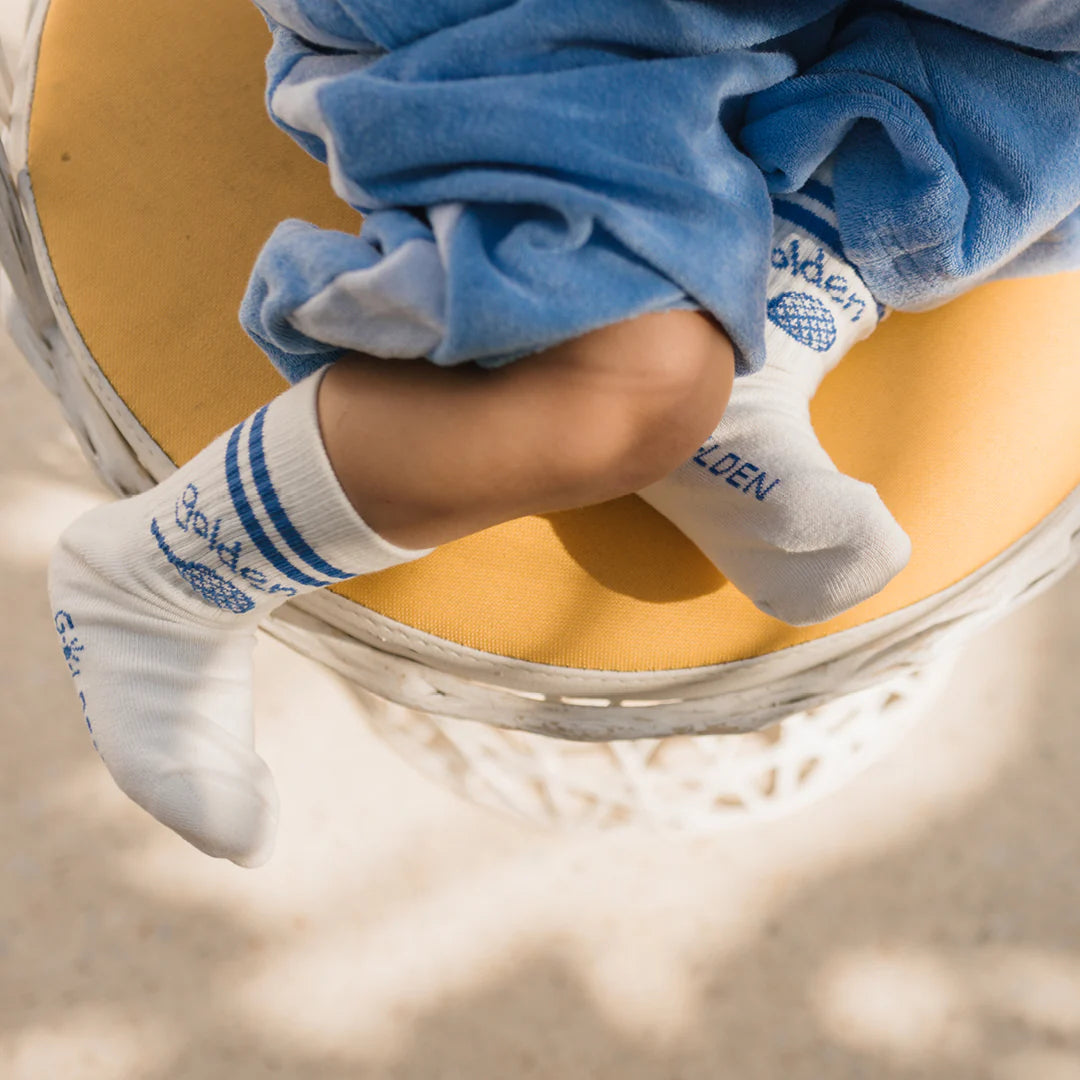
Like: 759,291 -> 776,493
240,1 -> 1080,383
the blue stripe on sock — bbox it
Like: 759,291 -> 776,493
800,178 -> 835,210
225,420 -> 332,590
248,404 -> 353,581
773,199 -> 845,260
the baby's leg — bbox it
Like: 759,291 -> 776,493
47,310 -> 734,865
318,310 -> 735,549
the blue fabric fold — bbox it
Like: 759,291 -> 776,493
741,7 -> 1080,309
240,0 -> 1080,384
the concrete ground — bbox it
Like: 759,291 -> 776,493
3,7 -> 1080,1079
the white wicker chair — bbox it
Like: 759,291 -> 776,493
3,0 -> 1078,829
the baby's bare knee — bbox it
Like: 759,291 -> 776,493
554,310 -> 736,494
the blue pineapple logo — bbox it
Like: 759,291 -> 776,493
150,518 -> 255,614
767,291 -> 837,352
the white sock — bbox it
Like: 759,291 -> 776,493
48,371 -> 433,866
638,176 -> 911,625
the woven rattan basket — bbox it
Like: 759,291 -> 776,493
3,0 -> 1078,828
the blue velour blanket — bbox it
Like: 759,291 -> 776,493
240,0 -> 1080,381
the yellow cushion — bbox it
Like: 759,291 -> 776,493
26,0 -> 1080,671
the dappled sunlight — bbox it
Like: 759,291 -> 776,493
976,948 -> 1080,1035
814,944 -> 1080,1075
32,423 -> 94,478
227,829 -> 749,1049
6,1008 -> 177,1080
230,914 -> 540,1054
552,922 -> 708,1043
0,474 -> 107,564
814,948 -> 978,1062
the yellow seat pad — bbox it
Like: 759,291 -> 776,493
26,0 -> 1080,671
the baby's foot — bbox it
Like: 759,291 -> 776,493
639,176 -> 911,625
48,372 -> 431,865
